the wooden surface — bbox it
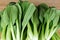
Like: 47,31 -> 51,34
0,0 -> 18,11
0,0 -> 60,11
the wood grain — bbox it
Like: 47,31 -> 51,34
0,0 -> 18,11
0,0 -> 60,11
29,0 -> 60,9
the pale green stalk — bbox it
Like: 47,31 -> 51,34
16,19 -> 20,40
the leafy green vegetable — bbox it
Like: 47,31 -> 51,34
21,3 -> 36,40
0,1 -> 60,40
22,3 -> 36,28
1,8 -> 9,40
15,3 -> 22,40
0,11 -> 2,32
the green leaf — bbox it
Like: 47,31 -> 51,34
31,9 -> 39,37
44,8 -> 50,22
49,8 -> 56,22
31,9 -> 39,27
10,4 -> 18,40
0,11 -> 1,16
6,2 -> 18,24
38,3 -> 48,23
38,3 -> 48,10
1,6 -> 10,40
44,8 -> 56,23
22,3 -> 36,28
44,8 -> 56,40
53,16 -> 59,27
15,3 -> 22,35
21,1 -> 30,17
51,34 -> 56,40
56,10 -> 60,16
49,16 -> 59,37
39,8 -> 45,23
0,11 -> 2,32
54,33 -> 60,40
6,2 -> 16,19
10,5 -> 18,24
21,3 -> 36,40
1,9 -> 9,28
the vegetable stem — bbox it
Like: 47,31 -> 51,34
16,19 -> 20,40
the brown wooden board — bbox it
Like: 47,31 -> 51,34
0,0 -> 60,11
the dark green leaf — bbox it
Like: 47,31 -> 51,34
10,5 -> 18,24
1,8 -> 9,28
22,3 -> 36,29
21,1 -> 30,17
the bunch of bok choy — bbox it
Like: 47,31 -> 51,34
0,0 -> 60,40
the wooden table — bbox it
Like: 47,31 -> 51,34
0,0 -> 60,11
